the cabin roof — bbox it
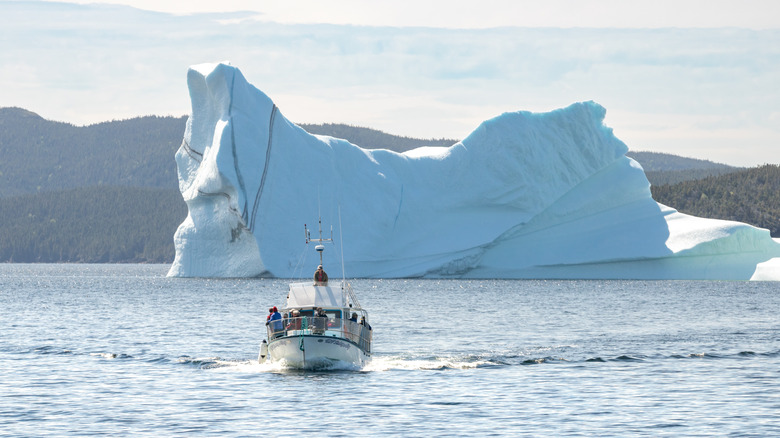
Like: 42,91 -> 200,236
285,282 -> 344,309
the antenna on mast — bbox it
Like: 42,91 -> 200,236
338,205 -> 346,282
305,216 -> 333,268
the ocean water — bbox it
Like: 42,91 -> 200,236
1,264 -> 778,437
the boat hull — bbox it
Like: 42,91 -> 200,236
267,334 -> 370,369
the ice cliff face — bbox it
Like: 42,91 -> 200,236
168,62 -> 780,280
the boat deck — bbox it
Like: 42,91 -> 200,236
268,316 -> 372,353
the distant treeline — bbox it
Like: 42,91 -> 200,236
0,107 -> 185,197
300,123 -> 457,152
0,107 -> 776,264
651,164 -> 780,237
0,107 -> 739,197
643,168 -> 744,186
626,151 -> 742,185
0,186 -> 186,263
625,151 -> 734,172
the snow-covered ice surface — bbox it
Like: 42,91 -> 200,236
168,63 -> 780,280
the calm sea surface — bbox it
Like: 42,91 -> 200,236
1,264 -> 778,437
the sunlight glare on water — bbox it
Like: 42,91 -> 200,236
1,264 -> 779,436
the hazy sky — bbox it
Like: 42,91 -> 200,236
42,0 -> 780,29
3,0 -> 779,166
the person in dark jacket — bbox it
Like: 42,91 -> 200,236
314,265 -> 328,285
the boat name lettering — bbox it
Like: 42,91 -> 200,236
324,338 -> 349,349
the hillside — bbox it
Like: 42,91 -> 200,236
300,123 -> 457,152
1,108 -> 735,196
651,165 -> 780,237
625,151 -> 734,172
0,107 -> 185,197
0,186 -> 186,263
626,151 -> 742,185
0,108 -> 776,263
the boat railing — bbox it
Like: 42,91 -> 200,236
342,281 -> 361,310
267,316 -> 372,353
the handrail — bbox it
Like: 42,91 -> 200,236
343,281 -> 361,310
266,316 -> 371,353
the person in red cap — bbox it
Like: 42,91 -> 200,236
268,306 -> 282,338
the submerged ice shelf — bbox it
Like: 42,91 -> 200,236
168,62 -> 780,280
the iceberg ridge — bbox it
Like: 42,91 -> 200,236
168,62 -> 780,280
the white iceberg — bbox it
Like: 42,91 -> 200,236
168,62 -> 780,280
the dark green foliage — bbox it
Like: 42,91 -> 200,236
0,107 -> 186,197
651,165 -> 780,237
644,168 -> 745,186
626,151 -> 734,172
626,151 -> 742,186
300,123 -> 458,152
0,186 -> 187,263
0,108 -> 776,263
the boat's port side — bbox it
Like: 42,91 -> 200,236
267,316 -> 372,353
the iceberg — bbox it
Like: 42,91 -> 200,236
168,62 -> 780,280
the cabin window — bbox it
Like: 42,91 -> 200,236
326,310 -> 342,328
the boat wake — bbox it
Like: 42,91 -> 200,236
364,355 -> 494,371
9,344 -> 779,374
176,356 -> 364,373
358,347 -> 780,372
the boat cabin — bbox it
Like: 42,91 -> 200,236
266,281 -> 372,353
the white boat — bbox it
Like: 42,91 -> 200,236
258,220 -> 372,370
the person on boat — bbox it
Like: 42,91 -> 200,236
314,265 -> 328,285
269,306 -> 283,338
286,309 -> 302,331
313,307 -> 327,334
265,307 -> 274,334
346,312 -> 359,343
358,316 -> 372,351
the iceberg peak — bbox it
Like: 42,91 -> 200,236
168,62 -> 780,280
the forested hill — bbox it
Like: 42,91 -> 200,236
300,123 -> 457,152
626,151 -> 742,186
0,186 -> 186,263
1,107 -> 739,196
0,108 -> 186,197
625,151 -> 733,172
0,108 -> 776,263
651,164 -> 780,237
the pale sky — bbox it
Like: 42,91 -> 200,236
42,0 -> 780,29
2,0 -> 779,166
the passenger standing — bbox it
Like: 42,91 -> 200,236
287,309 -> 302,330
269,306 -> 282,338
314,265 -> 328,285
265,307 -> 274,337
347,313 -> 359,343
313,307 -> 327,334
359,316 -> 372,352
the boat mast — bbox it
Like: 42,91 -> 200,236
305,217 -> 333,267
